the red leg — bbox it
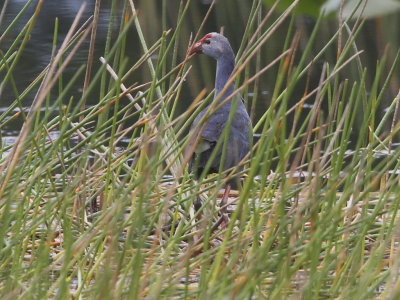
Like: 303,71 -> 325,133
221,184 -> 231,212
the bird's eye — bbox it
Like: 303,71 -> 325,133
204,39 -> 211,44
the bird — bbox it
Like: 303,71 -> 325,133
188,32 -> 252,216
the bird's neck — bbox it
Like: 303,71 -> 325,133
214,53 -> 235,103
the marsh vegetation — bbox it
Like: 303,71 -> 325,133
1,0 -> 400,298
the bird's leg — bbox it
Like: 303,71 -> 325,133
221,184 -> 231,212
194,197 -> 202,212
220,183 -> 231,228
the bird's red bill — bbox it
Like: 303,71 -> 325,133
189,41 -> 203,55
189,33 -> 213,55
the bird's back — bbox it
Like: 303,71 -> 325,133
189,94 -> 252,178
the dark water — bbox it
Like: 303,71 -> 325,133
1,0 -> 399,143
0,0 -> 272,134
1,0 -> 121,105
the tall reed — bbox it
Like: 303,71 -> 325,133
0,0 -> 400,298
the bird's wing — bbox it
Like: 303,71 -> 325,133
191,95 -> 251,142
186,109 -> 213,159
189,105 -> 222,143
189,94 -> 252,150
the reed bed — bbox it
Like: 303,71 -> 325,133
1,0 -> 400,299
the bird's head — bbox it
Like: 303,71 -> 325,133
189,32 -> 232,60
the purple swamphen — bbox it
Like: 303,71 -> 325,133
188,32 -> 252,214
